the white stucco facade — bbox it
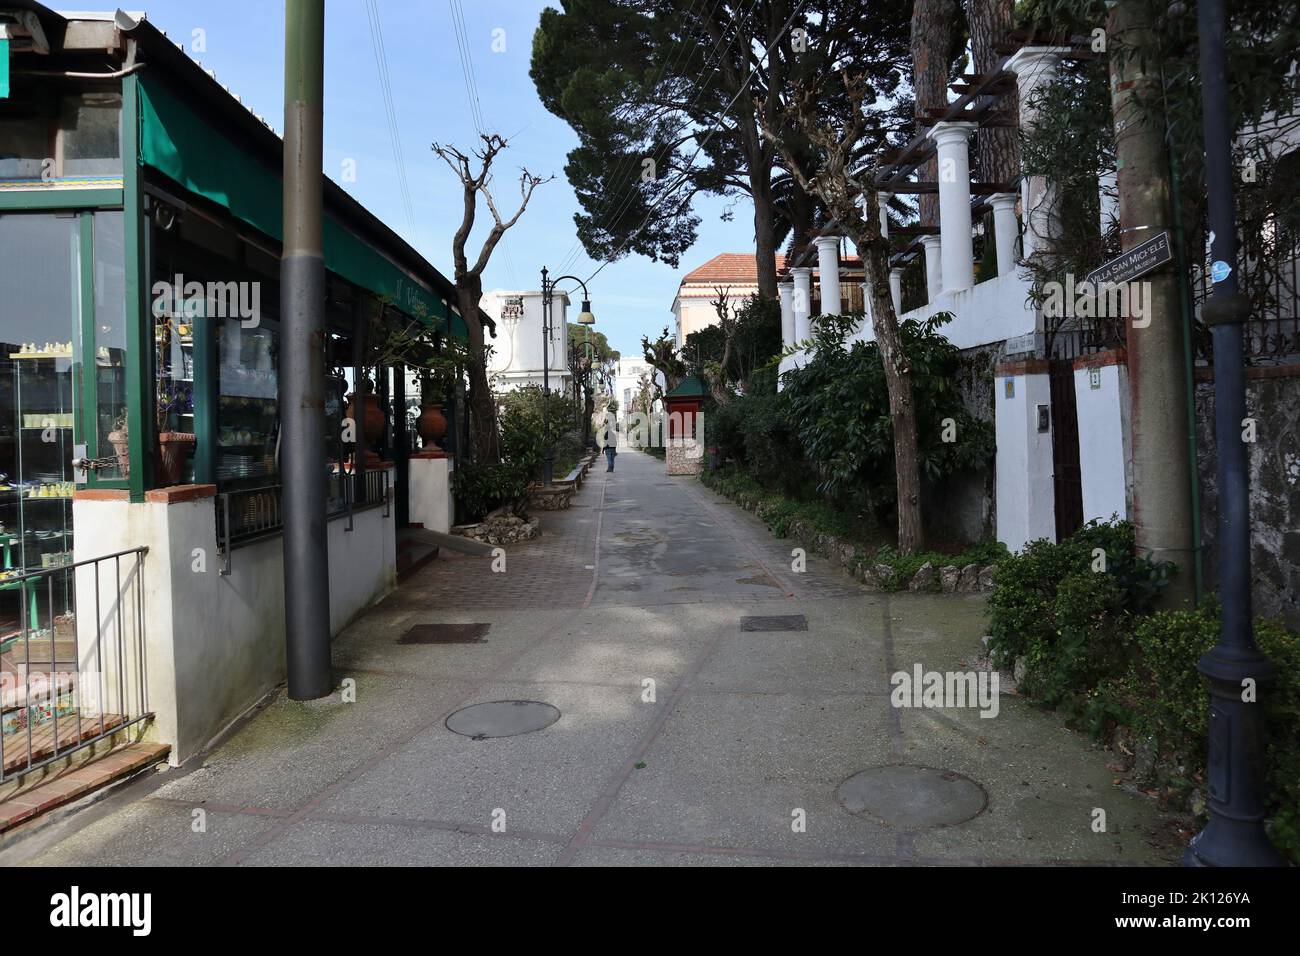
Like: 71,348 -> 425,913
73,476 -> 397,765
481,289 -> 571,392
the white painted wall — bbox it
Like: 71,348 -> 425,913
408,456 -> 454,533
995,371 -> 1057,553
73,472 -> 397,765
1074,362 -> 1131,524
857,269 -> 1038,351
482,289 -> 570,391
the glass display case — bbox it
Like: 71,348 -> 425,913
216,317 -> 279,486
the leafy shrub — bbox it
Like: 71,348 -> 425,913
987,518 -> 1172,672
1112,604 -> 1300,863
452,460 -> 531,522
781,311 -> 995,520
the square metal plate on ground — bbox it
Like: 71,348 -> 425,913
398,623 -> 490,645
740,615 -> 808,632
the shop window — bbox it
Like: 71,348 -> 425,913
0,213 -> 81,653
0,116 -> 51,181
59,93 -> 121,179
93,211 -> 128,480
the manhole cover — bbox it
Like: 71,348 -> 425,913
398,623 -> 489,645
740,615 -> 808,632
836,765 -> 987,828
446,700 -> 561,739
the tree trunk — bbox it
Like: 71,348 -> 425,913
853,192 -> 924,554
911,0 -> 957,228
1108,0 -> 1194,605
456,274 -> 500,464
751,171 -> 779,298
968,0 -> 1018,186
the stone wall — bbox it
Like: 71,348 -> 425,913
1195,366 -> 1300,630
666,439 -> 703,476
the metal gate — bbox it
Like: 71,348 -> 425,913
1048,359 -> 1084,541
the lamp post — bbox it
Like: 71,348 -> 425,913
1181,0 -> 1284,867
539,267 -> 595,486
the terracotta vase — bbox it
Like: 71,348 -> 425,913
156,431 -> 196,486
107,430 -> 131,477
346,392 -> 385,448
415,404 -> 447,447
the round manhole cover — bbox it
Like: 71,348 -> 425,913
446,700 -> 561,739
836,765 -> 987,828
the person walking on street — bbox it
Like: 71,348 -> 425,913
604,429 -> 617,472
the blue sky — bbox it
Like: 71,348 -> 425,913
141,0 -> 751,358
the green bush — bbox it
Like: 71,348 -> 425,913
781,311 -> 996,519
452,460 -> 531,522
987,518 -> 1171,673
1112,604 -> 1300,863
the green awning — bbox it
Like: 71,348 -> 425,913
136,72 -> 459,335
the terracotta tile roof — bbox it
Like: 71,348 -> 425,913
680,253 -> 785,285
679,251 -> 864,288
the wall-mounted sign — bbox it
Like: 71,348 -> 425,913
500,295 -> 524,321
1004,377 -> 1015,399
1083,230 -> 1171,287
1089,367 -> 1102,390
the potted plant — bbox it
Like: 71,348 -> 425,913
156,382 -> 195,486
345,374 -> 386,457
415,369 -> 449,447
107,411 -> 131,476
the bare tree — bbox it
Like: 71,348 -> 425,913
704,286 -> 741,406
432,133 -> 552,464
758,71 -> 925,554
640,327 -> 686,406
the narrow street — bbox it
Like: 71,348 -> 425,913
2,450 -> 1180,866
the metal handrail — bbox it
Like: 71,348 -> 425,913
1,546 -> 151,783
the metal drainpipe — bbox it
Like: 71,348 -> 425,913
1167,152 -> 1205,605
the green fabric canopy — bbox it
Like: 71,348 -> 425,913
137,72 -> 464,337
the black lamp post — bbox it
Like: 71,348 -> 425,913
1181,0 -> 1284,867
539,267 -> 596,486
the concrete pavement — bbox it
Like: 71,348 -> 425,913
1,449 -> 1182,866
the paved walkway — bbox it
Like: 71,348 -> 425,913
2,450 -> 1181,866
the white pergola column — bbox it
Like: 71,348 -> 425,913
814,236 -> 842,316
790,266 -> 813,343
778,281 -> 795,348
989,192 -> 1020,277
888,268 -> 904,316
878,192 -> 892,238
1005,47 -> 1070,260
926,120 -> 977,294
920,235 -> 943,303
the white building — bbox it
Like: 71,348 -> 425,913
611,357 -> 663,415
673,250 -> 864,347
480,289 -> 570,392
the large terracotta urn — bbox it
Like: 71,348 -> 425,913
346,391 -> 386,448
415,404 -> 447,447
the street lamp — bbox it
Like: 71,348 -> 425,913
539,267 -> 596,486
1182,0 -> 1284,867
